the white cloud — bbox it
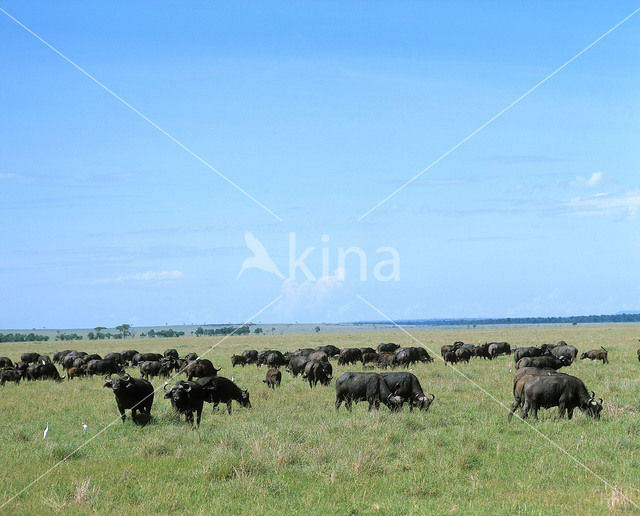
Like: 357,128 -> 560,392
587,171 -> 603,187
565,190 -> 640,218
119,270 -> 184,281
570,172 -> 604,188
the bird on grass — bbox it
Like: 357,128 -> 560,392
82,423 -> 88,432
43,422 -> 49,439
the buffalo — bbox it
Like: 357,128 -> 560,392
263,368 -> 281,389
120,350 -> 139,365
196,376 -> 251,414
377,343 -> 400,353
184,359 -> 221,381
67,366 -> 87,380
487,342 -> 511,358
164,349 -> 179,359
507,367 -> 557,421
286,356 -> 308,377
21,352 -> 40,364
231,355 -> 247,367
516,355 -> 570,370
580,348 -> 608,364
164,380 -> 206,426
381,372 -> 434,412
241,350 -> 258,364
314,345 -> 340,357
304,360 -> 333,388
0,368 -> 22,386
549,345 -> 578,363
335,372 -> 404,412
139,360 -> 171,380
26,363 -> 65,381
338,348 -> 362,366
0,357 -> 13,368
85,359 -> 125,377
521,374 -> 603,420
377,352 -> 397,369
104,374 -> 154,425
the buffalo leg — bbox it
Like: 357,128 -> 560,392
558,404 -> 566,419
226,400 -> 232,415
196,406 -> 203,426
335,398 -> 342,411
567,407 -> 574,420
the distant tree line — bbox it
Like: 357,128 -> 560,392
194,326 -> 251,336
0,332 -> 50,343
357,313 -> 640,327
55,333 -> 83,341
144,328 -> 185,338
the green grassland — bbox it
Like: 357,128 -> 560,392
1,325 -> 640,515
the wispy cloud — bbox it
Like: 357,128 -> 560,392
565,190 -> 640,218
117,270 -> 185,282
0,172 -> 33,182
570,171 -> 604,188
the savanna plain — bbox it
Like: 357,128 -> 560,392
1,325 -> 639,515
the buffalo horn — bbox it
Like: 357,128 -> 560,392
591,391 -> 595,399
104,374 -> 111,381
122,374 -> 131,382
429,393 -> 436,401
599,398 -> 603,404
163,382 -> 170,392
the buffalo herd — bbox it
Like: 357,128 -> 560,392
0,339 -> 632,426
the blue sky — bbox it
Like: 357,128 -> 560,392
1,2 -> 639,328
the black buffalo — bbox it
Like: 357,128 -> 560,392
120,350 -> 139,365
164,349 -> 179,359
21,352 -> 40,364
381,372 -> 435,412
132,352 -> 163,366
139,360 -> 171,380
512,347 -> 548,363
26,363 -> 65,381
521,374 -> 603,420
264,368 -> 281,389
0,368 -> 22,386
231,354 -> 248,367
338,348 -> 362,366
184,359 -> 221,381
335,372 -> 404,412
377,343 -> 400,353
487,342 -> 511,358
507,367 -> 557,421
0,357 -> 13,368
86,359 -> 125,377
196,376 -> 252,414
304,360 -> 333,388
286,356 -> 308,377
549,345 -> 578,363
164,380 -> 206,426
516,355 -> 570,370
314,345 -> 340,357
241,350 -> 258,364
104,374 -> 154,425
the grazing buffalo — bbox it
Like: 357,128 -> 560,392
580,348 -> 608,364
0,368 -> 22,386
377,343 -> 400,353
164,349 -> 179,359
195,376 -> 252,415
139,360 -> 171,380
241,350 -> 258,364
286,356 -> 308,377
521,374 -> 603,421
84,354 -> 102,363
455,348 -> 471,363
516,355 -> 570,370
184,359 -> 221,381
377,352 -> 397,369
53,350 -> 73,364
335,372 -> 404,412
360,347 -> 376,355
381,372 -> 435,412
104,374 -> 154,425
513,347 -> 548,363
395,347 -> 433,366
164,380 -> 206,426
183,352 -> 199,362
307,351 -> 328,363
263,368 -> 281,389
103,352 -> 123,365
487,342 -> 511,358
0,357 -> 13,368
120,350 -> 139,365
132,353 -> 163,366
338,348 -> 363,366
550,345 -> 578,363
231,355 -> 247,367
361,352 -> 378,367
507,367 -> 557,421
21,353 -> 40,364
67,366 -> 86,380
293,348 -> 314,358
472,343 -> 492,360
443,351 -> 458,365
304,360 -> 333,388
314,345 -> 340,357
26,363 -> 65,381
86,359 -> 125,377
